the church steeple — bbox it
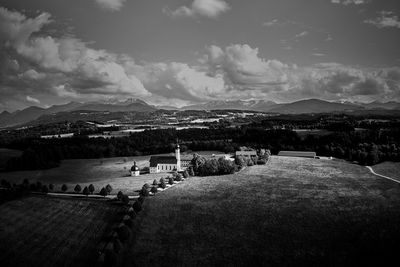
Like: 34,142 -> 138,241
175,139 -> 181,171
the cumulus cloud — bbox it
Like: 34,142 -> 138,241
94,0 -> 126,11
1,7 -> 400,110
164,0 -> 230,19
364,11 -> 400,29
0,6 -> 150,108
202,44 -> 291,89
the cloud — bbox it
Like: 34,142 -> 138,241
94,0 -> 126,11
331,0 -> 369,5
0,6 -> 150,106
202,44 -> 291,90
1,7 -> 400,110
295,31 -> 309,38
26,95 -> 40,104
164,0 -> 230,19
364,11 -> 400,29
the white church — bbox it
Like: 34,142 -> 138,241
149,143 -> 191,173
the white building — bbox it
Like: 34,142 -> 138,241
149,143 -> 192,173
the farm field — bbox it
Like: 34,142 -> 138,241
123,156 -> 400,266
0,151 -> 227,194
371,161 -> 400,180
0,195 -> 122,267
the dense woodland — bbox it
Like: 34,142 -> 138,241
1,116 -> 400,171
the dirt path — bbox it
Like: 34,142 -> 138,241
366,166 -> 400,184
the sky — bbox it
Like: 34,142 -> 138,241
0,0 -> 400,111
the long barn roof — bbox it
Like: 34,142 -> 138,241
278,151 -> 316,158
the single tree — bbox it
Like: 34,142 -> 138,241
41,185 -> 49,193
117,191 -> 124,200
61,184 -> 68,192
105,184 -> 113,194
88,184 -> 95,194
74,184 -> 82,193
82,186 -> 89,196
150,186 -> 158,194
121,194 -> 129,205
48,184 -> 54,191
152,179 -> 158,186
99,187 -> 107,197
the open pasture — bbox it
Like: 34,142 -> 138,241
371,161 -> 400,180
124,156 -> 400,266
0,195 -> 122,267
0,151 -> 227,194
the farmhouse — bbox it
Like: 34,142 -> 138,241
278,151 -> 317,158
149,143 -> 192,173
235,150 -> 257,157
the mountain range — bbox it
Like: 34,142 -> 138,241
0,98 -> 399,128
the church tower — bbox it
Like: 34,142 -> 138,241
175,141 -> 181,171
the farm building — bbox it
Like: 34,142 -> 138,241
278,151 -> 317,158
235,150 -> 257,157
149,143 -> 192,173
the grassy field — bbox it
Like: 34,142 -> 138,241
123,156 -> 400,266
0,151 -> 227,194
0,195 -> 122,267
371,161 -> 400,180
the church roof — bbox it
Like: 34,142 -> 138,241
149,156 -> 177,167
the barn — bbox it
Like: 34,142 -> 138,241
278,151 -> 317,158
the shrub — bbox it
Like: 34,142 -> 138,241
235,155 -> 246,169
100,187 -> 108,197
61,184 -> 68,192
159,178 -> 166,189
41,185 -> 49,193
168,177 -> 174,185
104,250 -> 118,266
74,184 -> 82,193
152,179 -> 158,186
183,170 -> 189,178
247,160 -> 254,166
133,201 -> 142,213
30,183 -> 37,191
139,186 -> 149,197
121,195 -> 129,205
36,181 -> 42,190
117,191 -> 124,200
48,184 -> 54,191
175,173 -> 182,181
105,184 -> 113,194
82,186 -> 90,195
150,186 -> 158,194
88,184 -> 95,194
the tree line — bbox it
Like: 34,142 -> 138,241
1,126 -> 400,171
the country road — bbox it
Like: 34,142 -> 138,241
366,166 -> 400,184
